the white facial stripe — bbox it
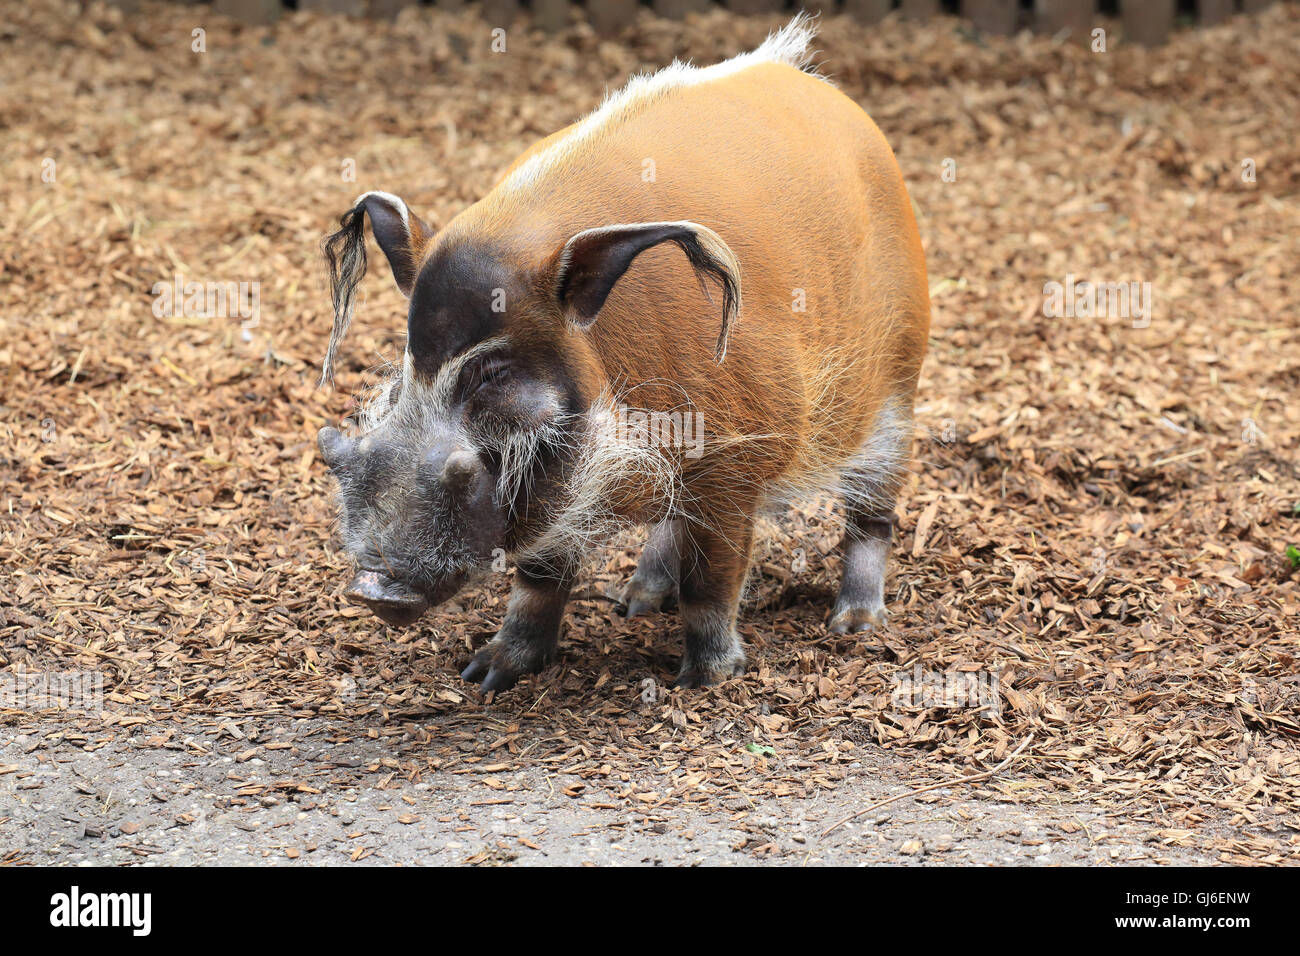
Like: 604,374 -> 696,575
405,336 -> 512,412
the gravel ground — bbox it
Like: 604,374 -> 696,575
2,716 -> 1224,866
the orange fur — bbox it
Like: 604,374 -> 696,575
424,58 -> 930,527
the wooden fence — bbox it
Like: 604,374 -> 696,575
163,0 -> 1284,44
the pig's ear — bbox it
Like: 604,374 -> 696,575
320,191 -> 433,387
552,221 -> 742,363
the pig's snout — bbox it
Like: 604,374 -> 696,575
344,569 -> 430,627
317,426 -> 356,474
439,447 -> 482,495
319,423 -> 493,621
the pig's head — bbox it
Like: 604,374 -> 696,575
315,191 -> 740,626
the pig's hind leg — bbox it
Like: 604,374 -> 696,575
827,505 -> 894,634
618,519 -> 681,618
461,557 -> 575,693
827,407 -> 910,634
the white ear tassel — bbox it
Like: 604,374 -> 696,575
320,203 -> 369,388
353,191 -> 411,233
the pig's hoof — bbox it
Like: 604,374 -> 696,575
672,656 -> 746,689
617,577 -> 678,618
460,641 -> 546,694
826,603 -> 886,635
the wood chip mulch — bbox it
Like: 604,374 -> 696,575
2,1 -> 1297,864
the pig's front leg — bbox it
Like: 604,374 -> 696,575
673,513 -> 753,688
460,559 -> 574,693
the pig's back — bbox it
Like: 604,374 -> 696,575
468,53 -> 929,491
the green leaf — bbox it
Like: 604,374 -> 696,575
745,743 -> 776,757
1287,545 -> 1300,569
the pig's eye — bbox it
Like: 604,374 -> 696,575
472,361 -> 511,396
